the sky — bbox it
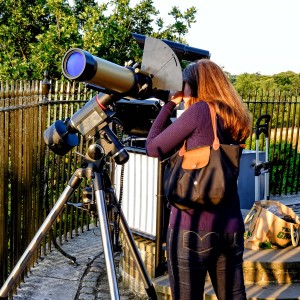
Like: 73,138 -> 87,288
145,0 -> 300,75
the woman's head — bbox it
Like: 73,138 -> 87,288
183,59 -> 237,106
183,59 -> 251,141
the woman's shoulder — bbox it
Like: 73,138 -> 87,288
189,101 -> 209,112
187,101 -> 210,116
178,101 -> 211,128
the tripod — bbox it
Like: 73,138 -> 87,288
0,144 -> 157,300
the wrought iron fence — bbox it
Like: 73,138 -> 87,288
242,89 -> 300,195
0,78 -> 97,295
0,79 -> 299,294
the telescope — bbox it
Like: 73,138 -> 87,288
62,48 -> 152,99
44,34 -> 210,161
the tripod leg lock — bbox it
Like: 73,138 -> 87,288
69,168 -> 94,188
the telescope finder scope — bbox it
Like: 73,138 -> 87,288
62,48 -> 136,94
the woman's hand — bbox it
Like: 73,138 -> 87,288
168,90 -> 183,105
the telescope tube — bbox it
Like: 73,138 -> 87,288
62,48 -> 135,94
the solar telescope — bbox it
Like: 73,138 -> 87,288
43,35 -> 210,158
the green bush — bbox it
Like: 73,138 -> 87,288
270,142 -> 300,195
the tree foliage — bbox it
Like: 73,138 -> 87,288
0,0 -> 197,80
232,71 -> 300,95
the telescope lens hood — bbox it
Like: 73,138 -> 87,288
43,120 -> 79,156
62,48 -> 97,81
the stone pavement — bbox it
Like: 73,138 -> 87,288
8,194 -> 300,300
12,225 -> 139,300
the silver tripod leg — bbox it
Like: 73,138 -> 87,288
93,172 -> 120,300
1,167 -> 121,299
0,183 -> 78,298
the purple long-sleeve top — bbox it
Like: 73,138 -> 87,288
146,101 -> 245,233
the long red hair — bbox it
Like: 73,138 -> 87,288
183,59 -> 251,141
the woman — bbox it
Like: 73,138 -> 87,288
146,59 -> 251,300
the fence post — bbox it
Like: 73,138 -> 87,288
42,71 -> 51,100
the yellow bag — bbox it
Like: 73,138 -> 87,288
244,200 -> 300,250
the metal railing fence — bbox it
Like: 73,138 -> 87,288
0,80 -> 47,290
0,79 -> 299,294
0,79 -> 97,295
242,89 -> 300,195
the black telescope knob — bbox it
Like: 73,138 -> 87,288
87,144 -> 105,161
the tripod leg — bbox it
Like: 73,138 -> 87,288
119,210 -> 157,300
102,169 -> 157,299
93,172 -> 120,300
0,173 -> 82,298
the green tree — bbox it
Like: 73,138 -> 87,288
30,0 -> 81,79
273,71 -> 300,94
154,5 -> 197,41
234,71 -> 300,96
223,70 -> 237,85
234,72 -> 262,94
259,76 -> 277,92
78,0 -> 197,67
0,0 -> 50,79
0,0 -> 197,80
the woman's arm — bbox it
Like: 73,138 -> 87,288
146,101 -> 210,157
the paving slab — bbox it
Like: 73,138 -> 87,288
11,226 -> 135,300
205,282 -> 300,300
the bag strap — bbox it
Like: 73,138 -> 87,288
245,204 -> 263,234
208,103 -> 246,150
207,103 -> 220,150
244,205 -> 257,225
